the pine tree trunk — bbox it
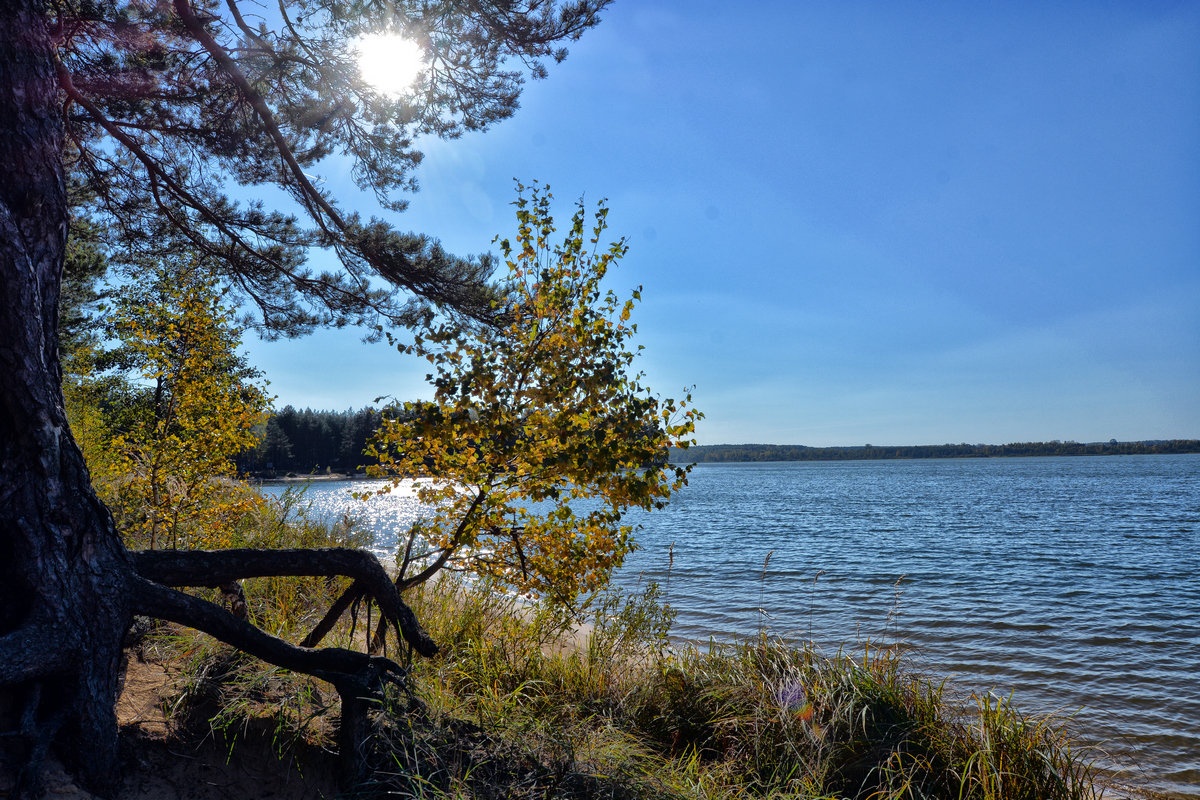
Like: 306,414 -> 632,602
1,6 -> 438,796
0,1 -> 133,796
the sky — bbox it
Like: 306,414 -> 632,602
243,1 -> 1200,447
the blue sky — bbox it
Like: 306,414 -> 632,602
244,1 -> 1199,446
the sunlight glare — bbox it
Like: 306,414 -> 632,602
355,33 -> 424,97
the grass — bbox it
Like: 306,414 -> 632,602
138,487 -> 1103,800
350,579 -> 1100,800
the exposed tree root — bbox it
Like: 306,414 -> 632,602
13,682 -> 65,799
129,574 -> 411,690
301,581 -> 364,648
131,547 -> 437,656
1,546 -> 440,799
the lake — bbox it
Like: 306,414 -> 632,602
262,454 -> 1200,797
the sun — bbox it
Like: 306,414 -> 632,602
355,33 -> 425,97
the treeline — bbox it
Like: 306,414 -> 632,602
243,412 -> 1200,474
671,440 -> 1200,463
246,412 -> 1200,474
241,403 -> 672,476
238,406 -> 387,476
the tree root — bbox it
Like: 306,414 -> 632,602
129,573 -> 416,780
1,546 -> 436,798
128,574 -> 410,686
131,547 -> 437,656
0,616 -> 72,686
301,581 -> 364,648
13,682 -> 65,799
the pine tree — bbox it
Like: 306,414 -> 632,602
0,3 -> 610,795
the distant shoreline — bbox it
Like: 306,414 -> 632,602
245,441 -> 1200,479
672,439 -> 1200,463
253,472 -> 364,483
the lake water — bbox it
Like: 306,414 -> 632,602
262,455 -> 1200,797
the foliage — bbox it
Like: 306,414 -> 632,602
368,185 -> 700,601
59,191 -> 111,361
99,263 -> 270,549
240,405 -> 386,475
61,357 -> 122,497
58,177 -> 115,441
54,0 -> 611,334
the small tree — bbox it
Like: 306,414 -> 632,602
103,264 -> 270,549
367,185 -> 700,604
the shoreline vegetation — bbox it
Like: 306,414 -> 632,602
89,491 -> 1132,800
20,475 -> 1166,798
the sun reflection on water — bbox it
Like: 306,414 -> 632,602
261,479 -> 426,561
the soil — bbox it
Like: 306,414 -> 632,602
2,610 -> 595,799
1,653 -> 342,800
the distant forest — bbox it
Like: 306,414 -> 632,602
239,408 -> 1200,475
238,406 -> 387,476
670,440 -> 1200,463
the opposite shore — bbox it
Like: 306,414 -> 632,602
671,439 -> 1200,463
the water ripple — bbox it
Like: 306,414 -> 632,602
266,455 -> 1200,798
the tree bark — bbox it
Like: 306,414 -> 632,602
0,2 -> 130,796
